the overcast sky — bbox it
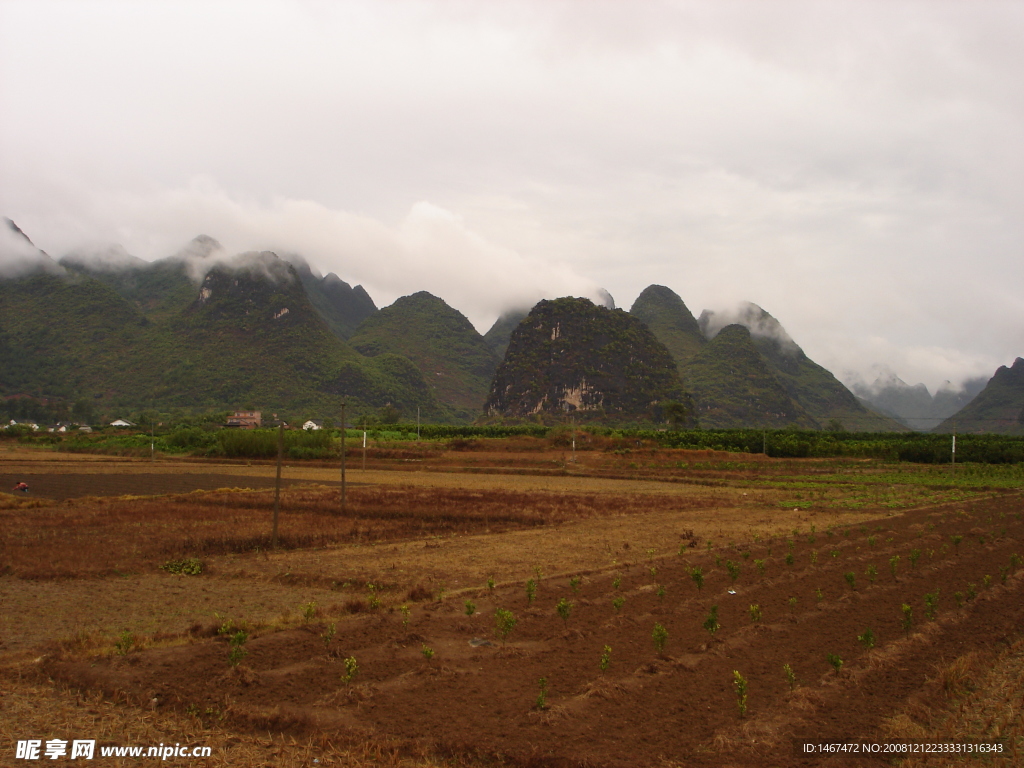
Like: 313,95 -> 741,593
2,0 -> 1022,392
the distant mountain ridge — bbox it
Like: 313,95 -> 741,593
852,371 -> 986,431
933,358 -> 1024,435
626,288 -> 900,430
0,225 -> 447,420
2,219 -> 1012,431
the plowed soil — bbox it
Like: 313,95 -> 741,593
0,471 -> 333,501
43,494 -> 1024,767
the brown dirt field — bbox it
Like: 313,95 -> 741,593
0,472 -> 334,501
1,448 -> 1021,767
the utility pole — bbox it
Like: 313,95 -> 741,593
340,401 -> 347,513
417,407 -> 420,440
362,429 -> 366,471
571,416 -> 576,464
272,424 -> 283,548
951,419 -> 956,476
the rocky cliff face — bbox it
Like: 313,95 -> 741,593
484,297 -> 689,423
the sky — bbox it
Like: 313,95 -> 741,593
1,0 -> 1022,393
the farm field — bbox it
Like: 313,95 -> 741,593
1,443 -> 1022,767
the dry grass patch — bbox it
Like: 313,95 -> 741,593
0,485 -> 734,579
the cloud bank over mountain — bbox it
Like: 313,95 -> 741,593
2,1 -> 1022,391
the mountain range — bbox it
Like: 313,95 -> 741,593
1,219 -> 1017,432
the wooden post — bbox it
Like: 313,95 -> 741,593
340,402 -> 347,512
272,424 -> 283,548
362,429 -> 366,471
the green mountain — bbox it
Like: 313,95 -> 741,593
628,285 -> 705,369
934,358 -> 1024,435
683,324 -> 819,429
484,297 -> 690,424
483,307 -> 531,360
0,227 -> 446,421
698,302 -> 903,431
348,291 -> 500,419
285,254 -> 377,340
60,246 -> 198,322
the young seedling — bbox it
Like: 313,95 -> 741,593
533,565 -> 544,580
649,565 -> 658,579
785,552 -> 794,566
901,603 -> 913,635
525,578 -> 537,605
653,623 -> 669,654
827,654 -> 843,675
909,549 -> 921,569
703,605 -> 720,637
783,663 -> 797,691
1011,553 -> 1022,569
748,604 -> 762,623
464,600 -> 477,616
495,608 -> 517,646
815,588 -> 824,602
844,572 -> 856,590
867,536 -> 877,547
690,567 -> 704,592
866,564 -> 877,584
951,535 -> 963,555
399,605 -> 411,628
421,644 -> 434,661
656,585 -> 666,601
535,677 -> 548,710
612,596 -> 625,613
830,549 -> 840,559
321,622 -> 336,648
486,576 -> 495,592
983,575 -> 992,589
114,630 -> 134,656
741,550 -> 751,561
569,576 -> 581,595
787,596 -> 798,611
754,559 -> 766,575
556,598 -> 573,627
857,628 -> 875,649
954,591 -> 965,608
228,630 -> 248,667
966,583 -> 977,601
889,555 -> 900,580
809,550 -> 818,565
726,561 -> 741,582
341,655 -> 358,684
612,576 -> 622,590
301,600 -> 318,622
732,670 -> 748,718
999,566 -> 1010,584
599,645 -> 612,671
924,590 -> 940,620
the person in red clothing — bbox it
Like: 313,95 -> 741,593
12,481 -> 28,493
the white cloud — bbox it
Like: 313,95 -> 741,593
1,0 -> 1022,388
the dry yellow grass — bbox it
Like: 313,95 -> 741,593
0,676 -> 472,768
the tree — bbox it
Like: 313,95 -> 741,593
664,401 -> 691,430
